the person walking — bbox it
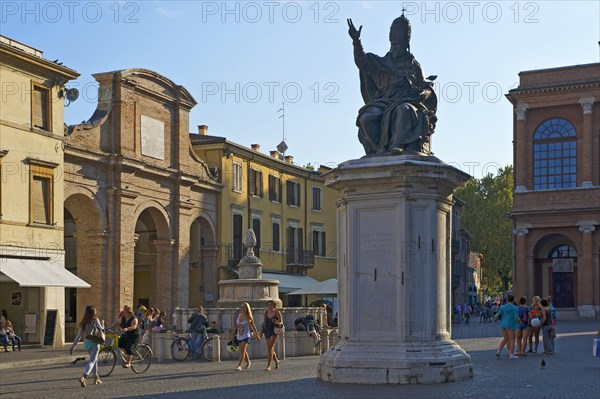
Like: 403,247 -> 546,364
540,298 -> 555,355
516,296 -> 530,356
260,299 -> 282,371
234,302 -> 261,371
69,305 -> 105,387
494,294 -> 521,359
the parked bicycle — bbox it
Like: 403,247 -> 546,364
171,330 -> 216,362
98,329 -> 153,377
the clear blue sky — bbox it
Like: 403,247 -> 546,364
3,1 -> 598,178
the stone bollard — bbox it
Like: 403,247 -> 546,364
211,334 -> 221,362
151,331 -> 174,362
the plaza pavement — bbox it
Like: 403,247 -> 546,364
0,320 -> 598,398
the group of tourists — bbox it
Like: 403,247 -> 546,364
494,295 -> 557,359
68,299 -> 328,386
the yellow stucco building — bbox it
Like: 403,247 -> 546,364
191,126 -> 337,305
0,36 -> 87,346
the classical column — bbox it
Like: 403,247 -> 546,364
578,97 -> 595,187
514,103 -> 529,192
577,222 -> 596,318
512,227 -> 529,297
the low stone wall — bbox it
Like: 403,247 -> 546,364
172,306 -> 328,335
150,309 -> 339,362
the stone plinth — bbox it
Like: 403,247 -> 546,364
318,154 -> 473,384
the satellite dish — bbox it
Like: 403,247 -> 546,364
64,88 -> 79,107
66,88 -> 79,102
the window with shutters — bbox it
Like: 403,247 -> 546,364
272,220 -> 280,252
312,186 -> 322,211
286,180 -> 301,207
268,175 -> 282,203
286,225 -> 303,263
32,83 -> 51,131
232,213 -> 243,260
312,229 -> 326,257
252,218 -> 261,255
29,162 -> 55,225
249,169 -> 263,197
232,162 -> 242,192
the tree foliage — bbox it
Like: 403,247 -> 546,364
455,166 -> 513,294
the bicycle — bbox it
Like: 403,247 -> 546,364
171,330 -> 215,362
97,329 -> 153,377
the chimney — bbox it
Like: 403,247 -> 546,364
284,155 -> 294,164
251,144 -> 260,152
198,125 -> 208,135
270,150 -> 280,159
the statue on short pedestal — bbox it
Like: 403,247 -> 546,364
348,12 -> 437,156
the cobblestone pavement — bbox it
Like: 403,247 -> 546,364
0,321 -> 598,399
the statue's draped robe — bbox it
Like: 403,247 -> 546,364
354,48 -> 437,154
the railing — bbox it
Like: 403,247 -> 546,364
286,246 -> 314,274
225,243 -> 244,267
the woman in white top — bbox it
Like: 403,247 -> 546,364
234,302 -> 261,371
69,305 -> 105,387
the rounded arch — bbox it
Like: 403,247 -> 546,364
533,233 -> 578,259
189,209 -> 216,244
532,233 -> 577,308
533,118 -> 576,139
133,200 -> 171,240
64,188 -> 107,232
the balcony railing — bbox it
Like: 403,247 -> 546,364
286,245 -> 314,274
225,242 -> 244,267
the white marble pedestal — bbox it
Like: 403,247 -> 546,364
318,154 -> 473,384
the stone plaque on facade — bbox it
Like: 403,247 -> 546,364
141,115 -> 165,160
552,258 -> 574,272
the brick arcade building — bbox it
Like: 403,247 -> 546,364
64,69 -> 222,323
507,63 -> 599,319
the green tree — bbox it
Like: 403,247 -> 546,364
455,166 -> 513,296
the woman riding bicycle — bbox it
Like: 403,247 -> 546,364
112,305 -> 140,368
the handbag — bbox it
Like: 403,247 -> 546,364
85,321 -> 105,344
274,325 -> 285,335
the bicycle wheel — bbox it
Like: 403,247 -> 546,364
97,347 -> 117,377
131,344 -> 152,374
201,338 -> 214,362
171,337 -> 191,361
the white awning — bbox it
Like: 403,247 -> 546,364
262,272 -> 318,294
288,278 -> 338,296
0,258 -> 91,288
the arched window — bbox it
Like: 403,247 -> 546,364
533,118 -> 576,190
548,244 -> 576,258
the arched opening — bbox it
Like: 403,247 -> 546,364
134,210 -> 158,309
64,209 -> 77,324
133,206 -> 171,311
188,216 -> 216,307
534,235 -> 577,308
64,192 -> 105,341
